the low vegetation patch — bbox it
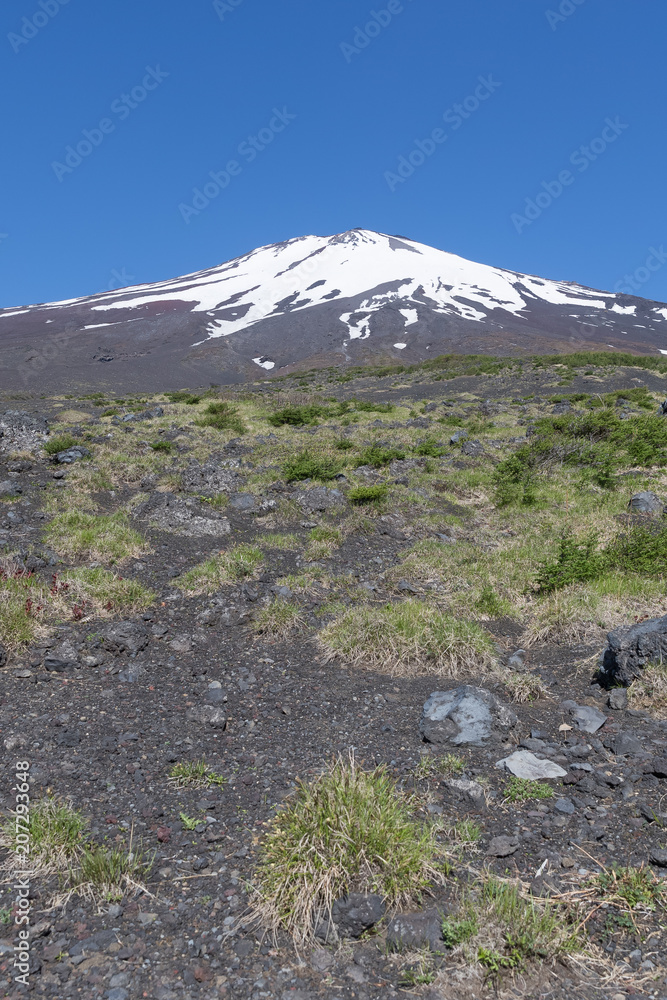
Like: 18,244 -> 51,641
251,754 -> 445,945
503,777 -> 554,804
252,599 -> 305,637
168,759 -> 226,789
283,450 -> 343,482
195,401 -> 246,434
535,524 -> 667,594
319,599 -> 496,675
44,511 -> 146,564
414,754 -> 465,780
43,433 -> 81,456
357,445 -> 405,468
176,543 -> 263,593
347,484 -> 388,504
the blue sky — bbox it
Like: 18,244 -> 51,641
1,0 -> 666,308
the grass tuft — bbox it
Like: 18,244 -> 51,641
319,599 -> 496,676
168,758 -> 226,789
176,544 -> 263,594
252,599 -> 305,637
251,754 -> 445,945
44,511 -> 146,563
503,777 -> 554,803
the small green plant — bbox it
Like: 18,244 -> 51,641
165,391 -> 202,404
442,914 -> 478,948
2,796 -> 87,874
503,777 -> 554,804
176,544 -> 263,593
74,837 -> 153,902
169,759 -> 226,789
0,908 -> 12,925
251,754 -> 445,945
283,450 -> 343,482
347,484 -> 388,504
180,812 -> 199,831
398,959 -> 436,987
357,445 -> 405,468
335,438 -> 354,451
268,404 -> 328,427
592,864 -> 665,911
413,438 -> 447,458
253,600 -> 305,638
100,407 -> 119,417
453,819 -> 483,844
43,434 -> 80,456
150,440 -> 173,452
492,452 -> 536,507
195,401 -> 246,434
414,754 -> 464,780
475,583 -> 509,617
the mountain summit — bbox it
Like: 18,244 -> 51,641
2,229 -> 667,390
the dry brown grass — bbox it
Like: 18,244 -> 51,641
628,663 -> 667,716
319,599 -> 497,677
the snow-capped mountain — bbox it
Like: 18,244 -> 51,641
2,229 -> 667,390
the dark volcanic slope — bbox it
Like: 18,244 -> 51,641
2,229 -> 667,391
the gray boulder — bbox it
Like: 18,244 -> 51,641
102,621 -> 149,656
55,446 -> 90,464
461,440 -> 484,457
386,909 -> 445,952
420,686 -> 517,746
629,491 -> 664,515
0,411 -> 49,453
570,704 -> 607,734
181,460 -> 243,497
330,893 -> 384,938
495,750 -> 567,780
600,614 -> 667,686
294,486 -> 345,513
0,480 -> 21,497
134,492 -> 231,537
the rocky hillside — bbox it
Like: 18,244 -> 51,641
0,353 -> 666,1000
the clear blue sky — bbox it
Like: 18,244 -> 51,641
2,0 -> 666,308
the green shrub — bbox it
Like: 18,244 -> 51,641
165,391 -> 201,404
268,404 -> 328,426
335,439 -> 354,450
535,535 -> 603,594
357,445 -> 405,468
44,434 -> 80,456
492,451 -> 536,507
195,402 -> 246,434
413,438 -> 447,458
536,524 -> 667,594
348,484 -> 388,504
283,450 -> 343,482
352,400 -> 395,413
150,440 -> 173,452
